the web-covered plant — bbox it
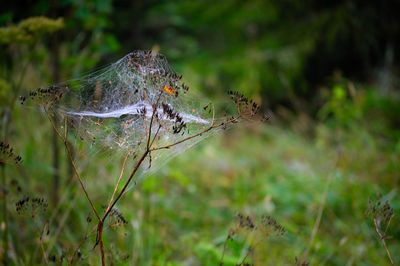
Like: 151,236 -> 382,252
24,50 -> 265,265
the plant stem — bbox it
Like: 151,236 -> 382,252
374,218 -> 394,265
105,148 -> 132,214
98,149 -> 149,266
151,115 -> 240,152
97,112 -> 241,265
45,109 -> 100,221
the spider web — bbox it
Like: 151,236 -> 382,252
39,51 -> 224,183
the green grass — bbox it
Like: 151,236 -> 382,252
5,110 -> 400,265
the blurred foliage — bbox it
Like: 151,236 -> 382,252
0,17 -> 63,45
0,0 -> 399,265
138,0 -> 400,109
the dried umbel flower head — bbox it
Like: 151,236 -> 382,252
15,196 -> 48,217
367,193 -> 394,233
221,213 -> 286,265
24,51 -> 264,178
0,141 -> 22,165
261,215 -> 286,236
108,208 -> 128,227
236,213 -> 257,231
233,213 -> 286,236
367,194 -> 396,265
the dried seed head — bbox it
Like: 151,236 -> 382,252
16,196 -> 48,217
0,142 -> 22,165
109,208 -> 128,227
367,194 -> 394,230
261,215 -> 286,236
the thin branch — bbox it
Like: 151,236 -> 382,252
102,149 -> 149,221
374,218 -> 394,265
33,221 -> 49,265
146,94 -> 161,150
105,148 -> 133,214
151,115 -> 240,152
44,107 -> 100,221
149,124 -> 162,147
384,214 -> 393,236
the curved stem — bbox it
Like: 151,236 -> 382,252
45,108 -> 100,221
105,148 -> 133,215
151,115 -> 240,152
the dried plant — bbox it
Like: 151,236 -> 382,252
15,196 -> 50,264
366,193 -> 395,265
24,50 -> 266,265
220,213 -> 286,266
0,141 -> 22,166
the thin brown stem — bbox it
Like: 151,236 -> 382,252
151,115 -> 240,152
146,94 -> 161,150
374,218 -> 394,265
103,149 -> 149,221
105,148 -> 133,214
97,107 -> 240,265
33,221 -> 49,265
384,214 -> 393,236
97,149 -> 149,266
70,222 -> 114,265
149,125 -> 162,147
45,108 -> 100,221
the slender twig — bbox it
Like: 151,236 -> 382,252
384,214 -> 393,236
151,115 -> 240,152
373,218 -> 394,265
149,125 -> 162,147
44,107 -> 100,221
146,94 -> 161,150
97,149 -> 149,266
70,220 -> 117,265
103,149 -> 149,223
105,148 -> 133,214
33,221 -> 49,265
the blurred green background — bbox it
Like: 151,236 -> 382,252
1,0 -> 399,265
